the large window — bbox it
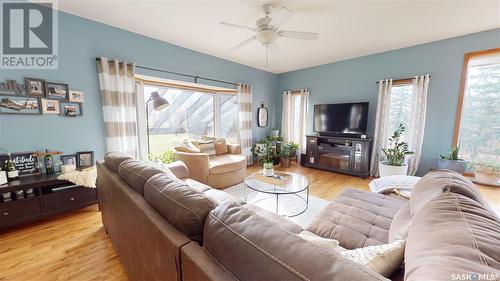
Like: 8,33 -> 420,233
454,49 -> 500,164
387,83 -> 414,141
142,81 -> 238,155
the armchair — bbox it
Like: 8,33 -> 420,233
173,143 -> 246,189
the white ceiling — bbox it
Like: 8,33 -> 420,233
57,0 -> 500,73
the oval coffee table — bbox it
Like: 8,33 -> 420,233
244,170 -> 310,217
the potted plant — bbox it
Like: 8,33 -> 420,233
257,140 -> 275,176
279,142 -> 293,168
379,124 -> 414,177
289,142 -> 299,159
472,161 -> 500,187
438,146 -> 468,173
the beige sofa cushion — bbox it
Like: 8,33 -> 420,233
203,202 -> 388,281
199,141 -> 216,156
202,136 -> 229,155
176,140 -> 201,153
306,188 -> 406,249
144,173 -> 216,243
405,192 -> 500,281
209,154 -> 247,175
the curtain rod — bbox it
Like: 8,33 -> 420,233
375,75 -> 430,84
95,57 -> 238,87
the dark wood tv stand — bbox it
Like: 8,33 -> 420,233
305,134 -> 372,178
0,174 -> 97,231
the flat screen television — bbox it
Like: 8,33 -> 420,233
313,102 -> 369,135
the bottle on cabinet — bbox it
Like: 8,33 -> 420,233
6,153 -> 19,181
44,149 -> 54,175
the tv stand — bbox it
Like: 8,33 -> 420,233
305,135 -> 372,178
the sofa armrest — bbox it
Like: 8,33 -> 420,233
227,144 -> 241,154
165,160 -> 189,179
174,151 -> 210,184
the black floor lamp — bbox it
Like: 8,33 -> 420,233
146,91 -> 170,156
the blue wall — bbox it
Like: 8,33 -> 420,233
0,11 -> 277,161
276,29 -> 500,175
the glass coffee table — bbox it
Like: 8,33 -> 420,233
244,170 -> 310,217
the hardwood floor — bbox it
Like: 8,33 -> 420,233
1,164 -> 498,281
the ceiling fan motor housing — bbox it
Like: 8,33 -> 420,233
256,16 -> 277,46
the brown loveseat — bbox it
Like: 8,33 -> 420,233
97,153 -> 500,281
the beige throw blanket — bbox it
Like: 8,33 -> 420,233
57,167 -> 97,188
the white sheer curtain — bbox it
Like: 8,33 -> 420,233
406,75 -> 430,175
281,89 -> 309,158
370,79 -> 393,177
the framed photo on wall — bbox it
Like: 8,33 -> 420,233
24,78 -> 46,96
41,98 -> 60,114
0,95 -> 41,115
77,151 -> 94,168
45,82 -> 69,100
68,90 -> 84,103
60,102 -> 82,117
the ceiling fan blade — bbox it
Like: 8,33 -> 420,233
231,35 -> 257,50
268,42 -> 281,55
219,22 -> 256,32
269,7 -> 293,28
278,30 -> 318,41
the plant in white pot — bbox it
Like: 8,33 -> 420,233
472,161 -> 500,187
379,124 -> 414,177
438,146 -> 468,173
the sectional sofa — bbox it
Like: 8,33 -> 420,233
96,152 -> 500,281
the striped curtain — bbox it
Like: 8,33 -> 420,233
96,57 -> 139,158
237,83 -> 253,165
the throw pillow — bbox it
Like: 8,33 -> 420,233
198,141 -> 216,156
176,140 -> 201,153
297,231 -> 341,249
340,240 -> 406,277
202,136 -> 228,155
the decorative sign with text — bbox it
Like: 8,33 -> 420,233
0,152 -> 39,176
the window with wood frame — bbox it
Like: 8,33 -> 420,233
453,48 -> 500,164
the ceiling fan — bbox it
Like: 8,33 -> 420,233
219,4 -> 319,66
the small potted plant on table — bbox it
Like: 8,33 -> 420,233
438,146 -> 468,173
258,140 -> 275,176
379,124 -> 414,177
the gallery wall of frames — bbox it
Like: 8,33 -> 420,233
0,78 -> 84,117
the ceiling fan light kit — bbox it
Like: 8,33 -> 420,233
219,4 -> 319,67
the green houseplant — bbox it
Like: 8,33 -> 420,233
379,124 -> 414,177
437,146 -> 468,173
279,142 -> 293,168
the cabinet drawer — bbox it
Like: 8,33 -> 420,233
42,188 -> 97,213
0,198 -> 42,227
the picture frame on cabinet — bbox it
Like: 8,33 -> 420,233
77,151 -> 94,168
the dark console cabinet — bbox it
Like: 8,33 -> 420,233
0,174 -> 97,231
306,135 -> 372,178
